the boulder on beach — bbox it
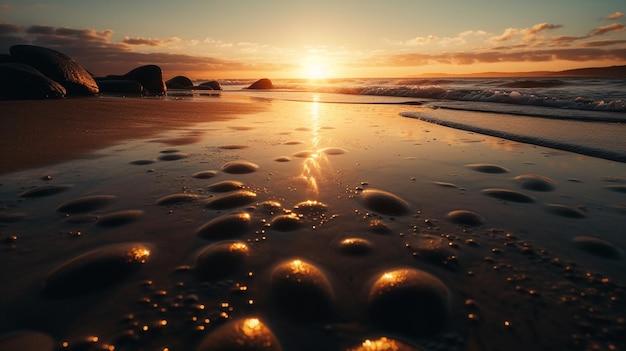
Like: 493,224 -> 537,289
9,44 -> 99,95
100,65 -> 166,95
165,75 -> 194,89
247,78 -> 274,89
0,63 -> 66,99
198,80 -> 222,90
95,79 -> 144,94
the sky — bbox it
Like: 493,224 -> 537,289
0,0 -> 625,79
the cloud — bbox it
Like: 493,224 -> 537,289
606,12 -> 623,20
0,23 -> 278,77
122,36 -> 181,46
0,23 -> 21,34
578,39 -> 626,47
588,23 -> 625,36
370,47 -> 626,67
490,23 -> 562,43
490,28 -> 520,42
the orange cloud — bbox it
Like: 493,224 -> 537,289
369,48 -> 626,67
606,12 -> 623,20
588,23 -> 625,36
122,36 -> 181,46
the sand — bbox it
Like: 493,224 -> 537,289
0,96 -> 265,175
0,95 -> 625,351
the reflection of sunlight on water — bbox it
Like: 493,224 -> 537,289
298,96 -> 328,196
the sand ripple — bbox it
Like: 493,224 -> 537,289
466,163 -> 509,174
205,190 -> 257,209
195,241 -> 250,281
196,317 -> 282,351
196,212 -> 251,239
481,188 -> 535,203
360,189 -> 410,216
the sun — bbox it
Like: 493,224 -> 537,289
301,56 -> 331,80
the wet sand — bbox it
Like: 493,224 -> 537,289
0,96 -> 265,175
0,95 -> 625,351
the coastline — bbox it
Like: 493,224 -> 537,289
0,95 -> 624,350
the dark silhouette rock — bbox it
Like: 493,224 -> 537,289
198,80 -> 222,90
0,54 -> 16,64
166,75 -> 193,89
95,79 -> 144,94
102,65 -> 166,95
9,45 -> 98,95
0,63 -> 66,99
247,78 -> 274,89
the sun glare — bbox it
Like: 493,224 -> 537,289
302,56 -> 331,80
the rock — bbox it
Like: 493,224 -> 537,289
247,78 -> 274,89
0,54 -> 16,63
9,45 -> 98,95
198,80 -> 222,90
0,63 -> 66,99
102,65 -> 166,95
165,75 -> 193,89
95,79 -> 143,94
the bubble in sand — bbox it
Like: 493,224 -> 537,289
514,174 -> 556,191
130,159 -> 156,165
195,241 -> 250,281
156,193 -> 199,205
221,161 -> 259,174
270,213 -> 302,231
348,337 -> 422,351
319,147 -> 347,155
205,190 -> 257,209
43,243 -> 151,298
219,144 -> 249,149
274,156 -> 291,162
410,235 -> 457,268
367,268 -> 451,335
573,236 -> 623,259
466,163 -> 509,174
207,180 -> 245,192
447,210 -> 484,226
545,203 -> 586,218
270,259 -> 334,320
19,184 -> 73,198
604,185 -> 626,193
256,200 -> 283,214
0,331 -> 55,351
195,317 -> 282,351
282,140 -> 303,145
192,170 -> 218,179
481,188 -> 534,203
196,212 -> 251,239
293,150 -> 314,158
294,200 -> 328,214
56,195 -> 117,213
158,152 -> 189,161
360,189 -> 410,216
96,210 -> 144,227
336,237 -> 373,255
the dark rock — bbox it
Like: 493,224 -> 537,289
9,45 -> 98,95
198,80 -> 222,90
165,75 -> 193,89
0,63 -> 66,99
95,79 -> 143,94
247,78 -> 274,89
0,54 -> 16,63
102,65 -> 166,95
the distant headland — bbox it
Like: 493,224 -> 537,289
419,65 -> 626,78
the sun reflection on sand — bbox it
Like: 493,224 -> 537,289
298,96 -> 332,196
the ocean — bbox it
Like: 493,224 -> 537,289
184,76 -> 626,162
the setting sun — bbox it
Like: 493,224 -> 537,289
301,56 -> 333,79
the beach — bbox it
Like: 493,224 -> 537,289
1,94 -> 625,351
